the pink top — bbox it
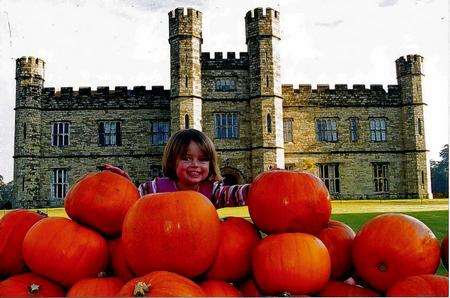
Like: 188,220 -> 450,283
138,177 -> 249,208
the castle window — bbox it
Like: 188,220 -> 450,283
316,118 -> 338,142
185,114 -> 190,129
373,163 -> 389,193
421,170 -> 425,188
418,118 -> 423,135
370,118 -> 387,142
51,122 -> 70,147
267,114 -> 272,133
51,168 -> 68,201
99,121 -> 122,146
283,118 -> 293,143
318,163 -> 340,194
349,117 -> 358,142
23,123 -> 27,140
151,121 -> 170,145
215,112 -> 238,139
215,78 -> 236,92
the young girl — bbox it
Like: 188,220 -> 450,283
104,129 -> 249,208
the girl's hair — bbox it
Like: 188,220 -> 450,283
162,129 -> 222,182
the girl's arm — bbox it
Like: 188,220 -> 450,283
138,179 -> 157,197
211,182 -> 250,208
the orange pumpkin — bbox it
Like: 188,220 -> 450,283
441,235 -> 448,271
319,280 -> 380,297
117,271 -> 205,297
252,233 -> 330,295
22,217 -> 109,287
248,170 -> 331,235
386,274 -> 448,297
0,272 -> 65,297
0,209 -> 46,278
67,276 -> 125,297
206,217 -> 260,281
352,213 -> 441,292
318,220 -> 355,280
108,238 -> 135,282
65,170 -> 140,236
200,280 -> 241,297
122,191 -> 221,278
238,279 -> 262,297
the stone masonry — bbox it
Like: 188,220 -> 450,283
13,7 -> 432,208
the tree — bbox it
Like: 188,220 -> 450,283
430,144 -> 449,197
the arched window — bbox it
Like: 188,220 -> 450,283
267,113 -> 272,133
185,114 -> 190,129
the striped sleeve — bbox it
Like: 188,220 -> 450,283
211,182 -> 250,208
138,179 -> 157,197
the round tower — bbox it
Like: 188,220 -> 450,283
245,8 -> 284,177
14,56 -> 45,208
168,7 -> 203,132
395,54 -> 430,199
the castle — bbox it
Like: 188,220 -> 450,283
13,7 -> 431,208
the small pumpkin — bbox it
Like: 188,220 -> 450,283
319,280 -> 380,297
117,271 -> 205,297
67,276 -> 125,297
108,238 -> 135,282
386,274 -> 448,297
0,272 -> 65,297
238,279 -> 262,297
65,170 -> 140,237
200,280 -> 241,297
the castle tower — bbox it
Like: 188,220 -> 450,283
169,8 -> 203,132
245,8 -> 285,177
14,57 -> 45,207
396,54 -> 431,198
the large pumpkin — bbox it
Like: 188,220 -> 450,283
65,171 -> 140,236
352,213 -> 441,292
67,276 -> 125,297
318,220 -> 356,280
22,217 -> 109,287
206,217 -> 260,281
108,238 -> 135,282
247,170 -> 331,235
441,234 -> 448,271
0,209 -> 46,278
122,191 -> 221,278
319,280 -> 380,297
0,272 -> 65,297
117,271 -> 205,297
200,280 -> 242,297
386,274 -> 448,297
252,233 -> 330,295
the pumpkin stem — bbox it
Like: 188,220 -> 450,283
98,271 -> 107,278
377,262 -> 388,272
36,210 -> 48,217
280,292 -> 291,297
28,283 -> 40,295
133,281 -> 150,297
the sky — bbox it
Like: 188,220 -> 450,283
0,0 -> 448,183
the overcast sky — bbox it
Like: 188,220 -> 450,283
0,0 -> 448,183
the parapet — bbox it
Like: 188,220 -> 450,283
168,7 -> 202,40
281,83 -> 402,106
245,8 -> 280,41
15,56 -> 45,81
201,52 -> 249,70
395,54 -> 423,78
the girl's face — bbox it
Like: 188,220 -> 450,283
176,141 -> 210,186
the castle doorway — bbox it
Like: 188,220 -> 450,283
221,167 -> 243,186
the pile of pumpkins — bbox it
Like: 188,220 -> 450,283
0,170 -> 448,297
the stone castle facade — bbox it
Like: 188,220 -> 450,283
13,7 -> 431,208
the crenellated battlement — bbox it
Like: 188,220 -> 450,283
40,86 -> 170,109
282,83 -> 402,106
395,54 -> 423,78
245,7 -> 279,21
168,7 -> 202,39
245,7 -> 280,41
15,56 -> 45,82
201,52 -> 249,70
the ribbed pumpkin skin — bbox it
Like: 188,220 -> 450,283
65,171 -> 140,236
200,280 -> 242,297
117,271 -> 205,297
206,217 -> 260,281
67,277 -> 125,297
252,233 -> 331,295
108,238 -> 135,282
22,217 -> 109,287
238,279 -> 262,297
319,280 -> 380,297
387,274 -> 448,297
0,209 -> 46,277
0,273 -> 65,297
352,213 -> 441,292
122,191 -> 221,278
318,220 -> 356,280
248,171 -> 331,235
441,235 -> 448,271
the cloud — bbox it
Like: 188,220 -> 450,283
314,20 -> 343,27
378,0 -> 399,7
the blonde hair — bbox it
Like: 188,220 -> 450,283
162,129 -> 222,182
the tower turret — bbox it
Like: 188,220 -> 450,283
169,7 -> 203,132
14,57 -> 45,207
245,8 -> 284,177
